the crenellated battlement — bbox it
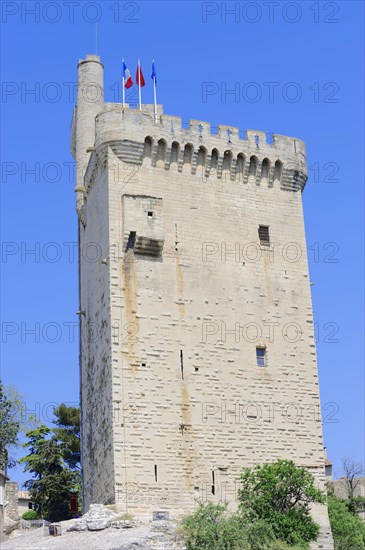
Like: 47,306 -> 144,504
71,54 -> 308,200
89,105 -> 307,192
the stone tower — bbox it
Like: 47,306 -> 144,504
71,55 -> 332,546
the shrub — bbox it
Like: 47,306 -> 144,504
267,542 -> 306,550
245,520 -> 276,549
347,496 -> 365,514
22,509 -> 39,520
181,502 -> 249,550
238,460 -> 324,548
328,495 -> 365,550
181,502 -> 313,550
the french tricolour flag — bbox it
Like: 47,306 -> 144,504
122,60 -> 133,89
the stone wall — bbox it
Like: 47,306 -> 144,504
333,476 -> 365,499
3,482 -> 19,538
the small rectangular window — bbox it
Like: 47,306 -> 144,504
258,225 -> 270,247
256,347 -> 267,367
147,211 -> 153,217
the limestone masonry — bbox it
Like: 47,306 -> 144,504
71,54 -> 333,548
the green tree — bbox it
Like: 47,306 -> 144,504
0,381 -> 21,470
53,404 -> 81,470
19,425 -> 80,522
328,495 -> 365,550
238,460 -> 324,548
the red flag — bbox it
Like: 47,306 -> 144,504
136,63 -> 145,87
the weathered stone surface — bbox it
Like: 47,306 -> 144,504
1,520 -> 185,549
68,504 -> 118,532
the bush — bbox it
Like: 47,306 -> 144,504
22,509 -> 39,520
245,520 -> 276,550
347,496 -> 365,514
267,542 -> 306,550
182,461 -> 327,549
181,503 -> 312,550
238,460 -> 324,548
181,503 -> 250,550
328,495 -> 365,550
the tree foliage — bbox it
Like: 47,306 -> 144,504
182,461 -> 325,549
182,502 -> 308,550
327,495 -> 365,550
19,404 -> 81,522
52,403 -> 80,470
237,460 -> 324,548
0,381 -> 21,470
22,509 -> 39,520
182,502 -> 249,549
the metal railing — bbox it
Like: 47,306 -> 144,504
20,519 -> 50,529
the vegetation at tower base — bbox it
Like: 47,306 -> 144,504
238,460 -> 324,547
182,460 -> 324,549
327,495 -> 365,549
19,405 -> 81,522
0,381 -> 21,470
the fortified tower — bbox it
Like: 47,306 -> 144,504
71,55 -> 333,546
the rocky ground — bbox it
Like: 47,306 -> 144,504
1,505 -> 186,550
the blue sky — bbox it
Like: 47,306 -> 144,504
1,1 -> 364,485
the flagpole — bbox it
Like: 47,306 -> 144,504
153,60 -> 157,123
138,58 -> 142,111
122,59 -> 125,108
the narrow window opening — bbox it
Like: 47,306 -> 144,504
143,136 -> 153,159
197,146 -> 207,168
261,158 -> 270,180
170,141 -> 179,165
126,231 -> 136,251
175,223 -> 179,252
194,366 -> 199,373
223,150 -> 232,172
211,149 -> 219,170
249,156 -> 257,178
147,211 -> 153,217
258,225 -> 270,247
154,464 -> 158,481
274,160 -> 283,184
183,144 -> 193,165
235,153 -> 245,181
156,139 -> 167,166
256,347 -> 267,367
141,362 -> 146,367
180,350 -> 184,379
211,470 -> 215,495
